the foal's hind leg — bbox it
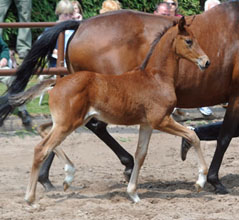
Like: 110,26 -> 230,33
38,119 -> 134,184
37,121 -> 53,138
53,147 -> 76,191
85,118 -> 134,182
156,116 -> 208,191
36,121 -> 56,190
37,121 -> 76,191
25,126 -> 71,204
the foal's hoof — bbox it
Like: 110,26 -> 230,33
123,168 -> 133,182
128,192 -> 141,203
24,196 -> 35,205
194,183 -> 203,192
181,137 -> 192,161
63,181 -> 70,191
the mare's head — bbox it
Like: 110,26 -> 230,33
173,16 -> 210,70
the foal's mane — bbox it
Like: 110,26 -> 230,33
140,20 -> 178,70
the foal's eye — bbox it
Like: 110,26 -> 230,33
185,39 -> 193,46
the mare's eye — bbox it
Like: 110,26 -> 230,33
185,39 -> 193,46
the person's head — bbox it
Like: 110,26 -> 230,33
100,0 -> 121,14
204,0 -> 220,11
55,0 -> 74,21
71,1 -> 83,20
163,0 -> 178,16
154,2 -> 170,16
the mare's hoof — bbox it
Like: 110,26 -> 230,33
207,174 -> 229,194
39,179 -> 55,192
214,185 -> 229,194
181,137 -> 192,161
43,181 -> 55,192
123,168 -> 133,182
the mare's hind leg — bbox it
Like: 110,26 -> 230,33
156,116 -> 208,191
25,126 -> 71,204
38,151 -> 55,191
85,118 -> 134,182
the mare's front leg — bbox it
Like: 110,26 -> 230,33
156,116 -> 208,191
207,97 -> 239,194
85,118 -> 134,182
127,124 -> 153,202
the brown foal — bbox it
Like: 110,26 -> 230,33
12,17 -> 209,204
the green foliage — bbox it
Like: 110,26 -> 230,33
0,77 -> 50,115
178,0 -> 202,16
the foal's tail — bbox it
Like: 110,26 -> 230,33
8,79 -> 56,108
0,20 -> 81,124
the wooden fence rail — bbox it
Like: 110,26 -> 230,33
0,22 -> 69,76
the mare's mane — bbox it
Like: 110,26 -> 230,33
140,20 -> 178,70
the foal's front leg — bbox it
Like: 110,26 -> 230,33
127,124 -> 153,203
157,116 -> 208,191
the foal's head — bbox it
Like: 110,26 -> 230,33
173,16 -> 210,70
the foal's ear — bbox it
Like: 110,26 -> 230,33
178,16 -> 186,33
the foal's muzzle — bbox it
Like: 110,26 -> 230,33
197,55 -> 210,70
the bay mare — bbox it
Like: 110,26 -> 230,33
0,2 -> 239,194
9,17 -> 210,204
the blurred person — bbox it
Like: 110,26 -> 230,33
0,36 -> 31,126
154,2 -> 170,16
49,0 -> 75,68
39,0 -> 75,105
71,0 -> 83,20
163,0 -> 182,16
204,0 -> 220,10
197,0 -> 221,116
100,0 -> 121,14
0,0 -> 32,60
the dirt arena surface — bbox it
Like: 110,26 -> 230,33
1,120 -> 239,220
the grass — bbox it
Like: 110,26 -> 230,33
0,76 -> 50,115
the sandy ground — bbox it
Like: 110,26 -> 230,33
1,119 -> 239,220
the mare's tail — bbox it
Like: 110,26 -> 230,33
0,20 -> 81,125
9,79 -> 56,108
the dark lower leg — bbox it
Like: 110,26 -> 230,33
181,122 -> 239,161
85,119 -> 134,181
38,151 -> 55,191
207,115 -> 237,194
207,145 -> 228,194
